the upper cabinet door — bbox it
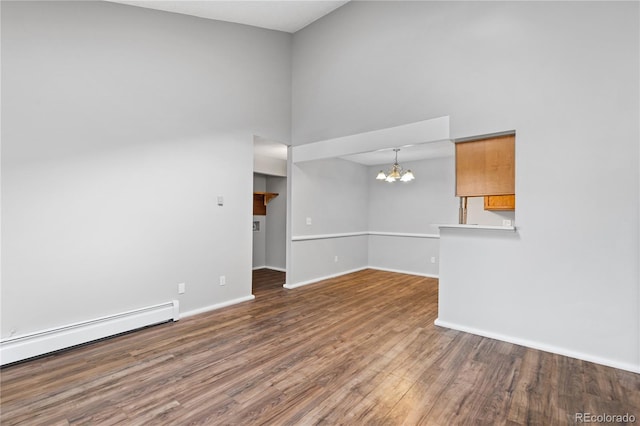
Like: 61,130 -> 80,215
455,134 -> 515,197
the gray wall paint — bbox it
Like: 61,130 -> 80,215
266,176 -> 287,270
368,156 -> 458,276
292,1 -> 639,368
254,154 -> 287,177
368,157 -> 457,234
290,236 -> 369,286
290,158 -> 369,283
1,1 -> 292,336
253,175 -> 267,192
252,175 -> 267,268
252,214 -> 267,268
368,236 -> 440,277
466,196 -> 515,227
292,158 -> 369,236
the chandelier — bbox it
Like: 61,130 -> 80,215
375,149 -> 415,183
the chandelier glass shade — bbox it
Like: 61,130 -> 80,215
375,149 -> 415,183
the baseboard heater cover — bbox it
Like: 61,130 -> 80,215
0,300 -> 179,366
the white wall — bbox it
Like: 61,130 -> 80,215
292,1 -> 639,370
289,157 -> 370,284
265,176 -> 287,270
253,174 -> 267,192
254,155 -> 287,177
292,158 -> 370,237
466,196 -> 515,227
1,1 -> 291,336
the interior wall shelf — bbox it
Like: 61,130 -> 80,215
253,192 -> 279,215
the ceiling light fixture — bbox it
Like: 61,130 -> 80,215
376,149 -> 415,183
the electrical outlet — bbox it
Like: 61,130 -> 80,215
306,217 -> 312,225
219,275 -> 226,286
502,219 -> 512,227
334,255 -> 339,262
430,257 -> 436,264
178,282 -> 186,294
217,196 -> 224,206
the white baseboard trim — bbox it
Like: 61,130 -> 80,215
368,266 -> 438,279
284,267 -> 436,289
253,266 -> 286,272
434,318 -> 640,374
180,295 -> 255,319
0,300 -> 179,366
284,267 -> 368,289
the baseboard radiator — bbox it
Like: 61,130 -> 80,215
0,300 -> 179,366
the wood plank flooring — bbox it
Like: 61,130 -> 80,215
1,269 -> 639,425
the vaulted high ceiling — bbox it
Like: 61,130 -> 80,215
107,0 -> 349,33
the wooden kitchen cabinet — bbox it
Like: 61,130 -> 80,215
456,134 -> 515,197
484,194 -> 515,211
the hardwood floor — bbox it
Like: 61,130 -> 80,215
252,268 -> 286,294
1,269 -> 639,425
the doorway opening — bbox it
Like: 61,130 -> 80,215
252,136 -> 288,293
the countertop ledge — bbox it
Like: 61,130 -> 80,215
437,224 -> 517,231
